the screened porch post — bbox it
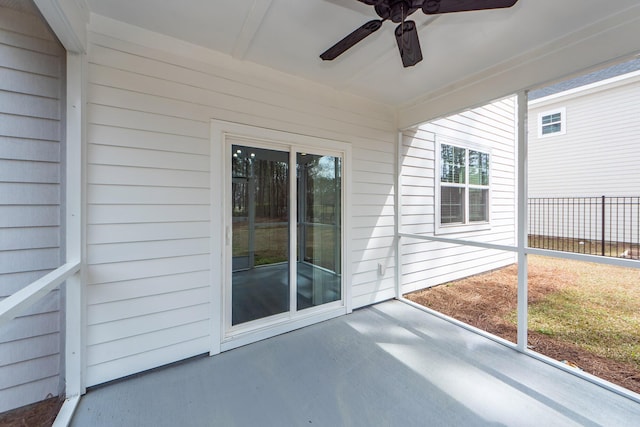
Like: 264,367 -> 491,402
394,131 -> 403,299
516,90 -> 529,351
64,51 -> 84,397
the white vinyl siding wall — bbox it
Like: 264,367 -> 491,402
0,2 -> 65,412
400,97 -> 517,294
528,74 -> 640,197
84,23 -> 396,386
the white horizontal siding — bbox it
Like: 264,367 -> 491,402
0,182 -> 60,204
0,43 -> 60,77
0,206 -> 60,228
87,238 -> 210,265
0,355 -> 60,390
87,185 -> 209,206
88,164 -> 210,188
0,113 -> 60,140
87,303 -> 210,347
85,22 -> 396,386
401,97 -> 517,294
402,248 -> 515,292
0,90 -> 60,120
86,337 -> 211,387
0,1 -> 65,413
0,312 -> 59,342
87,205 -> 210,225
0,248 -> 61,274
88,144 -> 209,171
0,5 -> 57,42
0,227 -> 60,251
0,137 -> 60,162
88,124 -> 208,155
0,159 -> 60,183
87,222 -> 210,245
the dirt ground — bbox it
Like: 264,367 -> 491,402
0,397 -> 63,427
405,263 -> 640,395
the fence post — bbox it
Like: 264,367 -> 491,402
602,195 -> 606,256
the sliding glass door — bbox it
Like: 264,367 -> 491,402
231,145 -> 290,325
228,142 -> 342,330
297,153 -> 341,310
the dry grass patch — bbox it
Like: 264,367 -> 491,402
405,255 -> 640,394
527,257 -> 640,365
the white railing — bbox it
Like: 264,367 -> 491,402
0,261 -> 81,328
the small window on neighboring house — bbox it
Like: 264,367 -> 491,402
437,141 -> 491,233
538,107 -> 566,137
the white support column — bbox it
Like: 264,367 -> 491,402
343,145 -> 353,314
209,126 -> 224,356
516,91 -> 529,352
65,51 -> 85,397
395,131 -> 403,299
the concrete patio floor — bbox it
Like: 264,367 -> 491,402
70,300 -> 640,426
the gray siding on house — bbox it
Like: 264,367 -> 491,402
84,21 -> 397,387
400,97 -> 517,293
0,0 -> 65,413
528,73 -> 640,198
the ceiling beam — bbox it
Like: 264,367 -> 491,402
232,0 -> 273,60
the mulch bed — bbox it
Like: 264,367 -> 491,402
0,397 -> 63,427
405,263 -> 640,394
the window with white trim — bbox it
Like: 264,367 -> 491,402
438,142 -> 490,230
538,107 -> 566,137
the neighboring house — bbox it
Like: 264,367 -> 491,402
528,59 -> 640,197
400,97 -> 517,292
527,60 -> 640,248
1,0 -> 639,419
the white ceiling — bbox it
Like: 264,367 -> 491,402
86,0 -> 640,107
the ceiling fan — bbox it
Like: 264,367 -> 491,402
320,0 -> 519,67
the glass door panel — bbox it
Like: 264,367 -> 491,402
296,153 -> 342,310
231,145 -> 290,325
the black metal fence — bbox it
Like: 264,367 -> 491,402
528,196 -> 640,259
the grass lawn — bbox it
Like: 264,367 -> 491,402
526,256 -> 640,365
406,255 -> 640,393
233,221 -> 339,270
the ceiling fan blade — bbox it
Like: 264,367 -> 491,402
320,20 -> 383,61
422,0 -> 518,15
395,21 -> 422,68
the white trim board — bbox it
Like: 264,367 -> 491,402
34,0 -> 89,53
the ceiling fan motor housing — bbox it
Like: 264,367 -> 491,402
390,1 -> 412,22
423,0 -> 441,14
